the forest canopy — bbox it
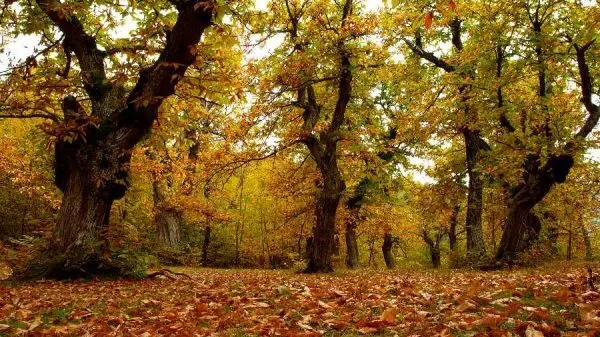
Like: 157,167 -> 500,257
0,0 -> 598,279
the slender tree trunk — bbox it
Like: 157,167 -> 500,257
382,231 -> 396,269
582,225 -> 593,261
567,227 -> 573,261
345,218 -> 359,268
449,205 -> 459,251
202,225 -> 211,266
368,238 -> 376,267
431,245 -> 441,268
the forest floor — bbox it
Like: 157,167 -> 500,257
1,263 -> 600,336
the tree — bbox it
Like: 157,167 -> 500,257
491,1 -> 599,264
396,2 -> 488,260
1,0 -> 219,278
249,0 -> 382,272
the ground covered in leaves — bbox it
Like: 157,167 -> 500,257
1,264 -> 600,336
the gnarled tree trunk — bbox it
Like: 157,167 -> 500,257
19,0 -> 215,279
287,0 -> 354,273
306,167 -> 345,272
495,154 -> 573,263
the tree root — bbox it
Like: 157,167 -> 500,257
146,268 -> 192,280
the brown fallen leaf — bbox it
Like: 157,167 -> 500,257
456,300 -> 477,313
381,307 -> 398,324
525,325 -> 544,337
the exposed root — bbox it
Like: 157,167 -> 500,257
146,268 -> 192,280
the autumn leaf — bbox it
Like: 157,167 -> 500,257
424,11 -> 434,29
449,0 -> 457,11
381,307 -> 398,324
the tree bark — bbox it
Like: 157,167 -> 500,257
19,0 -> 215,279
305,172 -> 345,272
492,25 -> 599,267
582,225 -> 593,261
382,231 -> 396,269
345,219 -> 359,268
448,205 -> 459,251
290,0 -> 353,273
495,154 -> 573,263
464,129 -> 487,259
202,225 -> 211,266
152,173 -> 183,248
405,19 -> 488,261
422,229 -> 443,269
430,245 -> 441,268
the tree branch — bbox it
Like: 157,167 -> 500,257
403,38 -> 455,72
117,0 -> 215,148
573,40 -> 599,140
35,0 -> 109,102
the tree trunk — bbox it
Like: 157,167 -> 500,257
582,225 -> 593,261
463,130 -> 486,259
305,176 -> 344,272
155,210 -> 182,248
345,218 -> 359,268
448,205 -> 459,251
368,238 -> 376,267
52,169 -> 114,276
152,179 -> 182,248
19,0 -> 215,279
495,154 -> 573,263
202,225 -> 211,266
382,231 -> 396,269
567,228 -> 573,261
21,136 -> 128,279
431,245 -> 441,268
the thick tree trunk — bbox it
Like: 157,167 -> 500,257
20,133 -> 130,279
305,178 -> 344,273
463,130 -> 486,259
20,0 -> 215,280
152,179 -> 182,248
202,225 -> 211,266
495,154 -> 573,263
382,231 -> 396,269
155,210 -> 182,248
345,217 -> 359,268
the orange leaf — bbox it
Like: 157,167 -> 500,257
381,307 -> 398,324
449,0 -> 456,11
424,11 -> 434,30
